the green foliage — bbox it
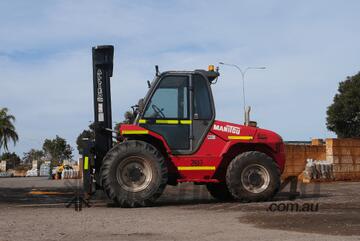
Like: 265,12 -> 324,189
114,122 -> 122,141
112,111 -> 134,141
115,111 -> 136,141
327,72 -> 360,138
0,108 -> 19,153
0,152 -> 20,169
23,149 -> 44,164
76,129 -> 94,154
42,135 -> 73,166
76,110 -> 135,154
123,110 -> 135,124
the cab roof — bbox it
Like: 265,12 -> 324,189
160,69 -> 220,82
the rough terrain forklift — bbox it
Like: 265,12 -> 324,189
83,45 -> 286,207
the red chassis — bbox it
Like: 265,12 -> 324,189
119,120 -> 285,184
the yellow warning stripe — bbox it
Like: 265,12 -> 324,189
29,191 -> 74,195
156,119 -> 179,124
177,166 -> 216,171
139,119 -> 192,125
84,156 -> 89,170
228,135 -> 253,140
121,130 -> 149,135
180,120 -> 192,124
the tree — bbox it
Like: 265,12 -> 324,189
0,108 -> 19,153
76,129 -> 94,154
326,72 -> 360,138
23,149 -> 44,165
76,110 -> 136,154
123,110 -> 136,124
113,111 -> 135,141
0,152 -> 20,169
42,135 -> 73,166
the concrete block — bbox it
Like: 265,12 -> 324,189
312,139 -> 324,146
340,148 -> 352,156
333,164 -> 360,172
334,172 -> 360,181
339,139 -> 360,147
354,156 -> 360,164
326,138 -> 339,147
339,155 -> 354,164
326,155 -> 340,164
351,147 -> 360,156
326,146 -> 334,155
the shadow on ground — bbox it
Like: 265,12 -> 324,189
0,177 -> 329,206
0,177 -> 359,236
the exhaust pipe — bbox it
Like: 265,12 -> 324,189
244,106 -> 251,126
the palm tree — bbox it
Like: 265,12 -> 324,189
0,108 -> 19,153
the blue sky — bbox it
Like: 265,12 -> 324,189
1,0 -> 360,158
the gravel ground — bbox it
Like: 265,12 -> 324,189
0,177 -> 359,241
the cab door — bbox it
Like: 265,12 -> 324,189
191,74 -> 215,151
140,75 -> 191,152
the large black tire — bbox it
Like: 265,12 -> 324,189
206,182 -> 234,201
226,151 -> 280,202
100,140 -> 168,207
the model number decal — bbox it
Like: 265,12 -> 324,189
213,124 -> 240,135
96,68 -> 103,102
191,160 -> 203,166
96,68 -> 104,122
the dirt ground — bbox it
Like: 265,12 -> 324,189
0,177 -> 359,241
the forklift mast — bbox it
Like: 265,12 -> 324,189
92,45 -> 114,175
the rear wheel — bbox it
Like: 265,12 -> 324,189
100,140 -> 168,207
226,151 -> 280,202
206,182 -> 234,201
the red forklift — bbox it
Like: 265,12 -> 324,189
83,45 -> 286,207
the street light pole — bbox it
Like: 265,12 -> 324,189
219,62 -> 266,124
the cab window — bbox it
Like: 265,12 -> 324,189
144,76 -> 189,119
193,74 -> 212,120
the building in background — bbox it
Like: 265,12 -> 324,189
32,160 -> 38,170
39,161 -> 51,177
0,161 -> 7,172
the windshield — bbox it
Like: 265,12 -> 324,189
143,75 -> 189,119
142,76 -> 158,105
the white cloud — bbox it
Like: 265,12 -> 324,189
1,0 -> 360,157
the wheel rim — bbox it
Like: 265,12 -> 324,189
116,156 -> 153,192
241,164 -> 270,194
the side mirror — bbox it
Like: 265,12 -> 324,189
138,98 -> 145,113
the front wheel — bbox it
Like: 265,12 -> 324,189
226,151 -> 280,202
100,140 -> 168,207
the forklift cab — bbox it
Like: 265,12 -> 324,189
137,69 -> 219,154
